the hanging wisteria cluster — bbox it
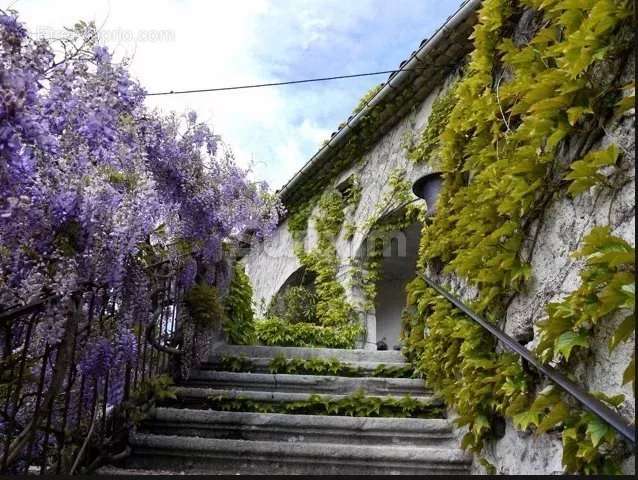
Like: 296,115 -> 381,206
0,10 -> 281,471
0,11 -> 280,307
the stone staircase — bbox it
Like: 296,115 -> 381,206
114,345 -> 472,475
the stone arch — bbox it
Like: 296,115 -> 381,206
277,266 -> 316,292
265,265 -> 318,321
353,213 -> 422,350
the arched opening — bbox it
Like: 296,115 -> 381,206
374,222 -> 421,350
266,267 -> 318,324
357,219 -> 421,350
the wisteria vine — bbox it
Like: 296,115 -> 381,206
0,10 -> 281,472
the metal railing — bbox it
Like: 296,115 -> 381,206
0,260 -> 187,474
420,273 -> 636,445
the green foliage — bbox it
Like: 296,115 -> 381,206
566,145 -> 620,195
479,458 -> 497,475
406,229 -> 634,471
403,279 -> 530,452
351,169 -> 424,312
342,175 -> 363,209
352,83 -> 383,116
206,388 -> 444,418
219,355 -> 255,373
371,363 -> 416,379
268,354 -> 358,376
255,317 -> 361,349
281,189 -> 361,347
401,0 -> 634,471
266,353 -> 415,378
415,0 -> 631,316
408,85 -> 458,166
288,199 -> 316,249
536,227 -> 635,385
124,375 -> 176,424
223,263 -> 256,345
184,282 -> 224,329
267,285 -> 318,325
276,0 -> 632,472
511,386 -> 626,475
362,168 -> 415,233
343,221 -> 357,241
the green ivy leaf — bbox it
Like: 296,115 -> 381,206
620,283 -> 635,310
591,391 -> 625,408
513,410 -> 541,430
622,354 -> 634,386
609,314 -> 635,350
567,106 -> 593,125
585,416 -> 610,448
555,330 -> 589,360
537,400 -> 570,433
615,95 -> 635,116
566,145 -> 620,195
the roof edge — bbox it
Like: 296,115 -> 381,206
277,0 -> 482,204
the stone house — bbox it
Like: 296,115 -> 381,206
244,1 -> 478,350
241,0 -> 635,474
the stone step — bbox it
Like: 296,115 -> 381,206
97,467 -> 186,475
184,371 -> 428,396
126,433 -> 472,475
204,357 -> 411,375
171,386 -> 439,407
211,344 -> 405,364
141,407 -> 456,447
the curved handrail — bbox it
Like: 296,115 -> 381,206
419,273 -> 636,445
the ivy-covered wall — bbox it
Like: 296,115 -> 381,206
242,76 -> 453,347
466,67 -> 635,475
242,0 -> 635,474
401,0 -> 635,474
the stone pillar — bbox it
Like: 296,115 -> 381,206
339,264 -> 377,350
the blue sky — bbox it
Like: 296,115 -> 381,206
12,0 -> 464,189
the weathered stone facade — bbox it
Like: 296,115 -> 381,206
243,77 -> 451,345
242,3 -> 635,475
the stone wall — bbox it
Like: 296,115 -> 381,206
481,90 -> 635,476
243,75 -> 454,320
242,43 -> 635,477
441,58 -> 636,474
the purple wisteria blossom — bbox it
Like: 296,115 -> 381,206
0,10 -> 282,467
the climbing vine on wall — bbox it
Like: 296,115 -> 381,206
263,189 -> 361,348
536,227 -> 635,387
223,263 -> 256,345
349,168 -> 423,313
407,85 -> 458,167
403,0 -> 634,474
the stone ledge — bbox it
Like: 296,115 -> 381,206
185,370 -> 428,396
172,386 -> 439,405
142,407 -> 454,447
127,433 -> 472,475
211,344 -> 405,363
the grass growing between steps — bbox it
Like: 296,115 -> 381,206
180,389 -> 445,418
268,355 -> 416,378
218,355 -> 257,373
217,354 -> 416,378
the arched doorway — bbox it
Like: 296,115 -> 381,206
373,222 -> 421,350
356,220 -> 421,350
265,266 -> 318,324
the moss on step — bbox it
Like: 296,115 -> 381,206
268,354 -> 416,378
216,354 -> 416,378
189,389 -> 445,419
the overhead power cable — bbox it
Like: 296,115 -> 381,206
145,64 -> 458,96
